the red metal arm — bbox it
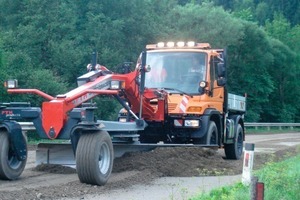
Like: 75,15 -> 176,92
7,89 -> 54,100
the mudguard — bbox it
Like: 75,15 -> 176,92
191,108 -> 222,138
0,121 -> 27,161
226,114 -> 245,143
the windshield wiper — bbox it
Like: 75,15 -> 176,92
159,88 -> 193,97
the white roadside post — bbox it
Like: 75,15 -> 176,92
242,143 -> 255,185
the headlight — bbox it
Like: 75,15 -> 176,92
4,79 -> 18,89
199,81 -> 207,88
184,120 -> 199,127
118,117 -> 127,122
110,80 -> 125,89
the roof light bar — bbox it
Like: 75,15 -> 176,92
157,42 -> 165,48
177,41 -> 185,47
187,41 -> 196,47
146,41 -> 211,49
166,42 -> 175,47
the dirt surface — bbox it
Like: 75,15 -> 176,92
0,132 -> 299,200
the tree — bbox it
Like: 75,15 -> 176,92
165,3 -> 244,47
227,22 -> 274,122
263,15 -> 300,122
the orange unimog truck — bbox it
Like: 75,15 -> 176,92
119,41 -> 246,160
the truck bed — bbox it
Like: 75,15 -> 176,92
228,93 -> 246,112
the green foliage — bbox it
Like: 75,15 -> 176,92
0,0 -> 299,122
190,182 -> 249,200
256,154 -> 300,200
228,22 -> 274,121
233,8 -> 254,21
262,15 -> 300,122
191,153 -> 300,200
213,0 -> 300,26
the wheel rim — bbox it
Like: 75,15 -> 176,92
98,142 -> 110,174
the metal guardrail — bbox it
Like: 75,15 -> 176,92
245,123 -> 300,130
19,122 -> 300,131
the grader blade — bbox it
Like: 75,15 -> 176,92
35,142 -> 156,167
36,143 -> 76,168
36,142 -> 218,168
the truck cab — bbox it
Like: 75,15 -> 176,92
130,41 -> 246,159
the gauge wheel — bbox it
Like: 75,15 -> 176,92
76,130 -> 113,185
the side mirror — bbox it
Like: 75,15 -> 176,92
217,63 -> 226,77
217,77 -> 226,86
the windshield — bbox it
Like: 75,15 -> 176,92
144,52 -> 207,94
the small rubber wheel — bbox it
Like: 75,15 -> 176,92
0,130 -> 27,180
76,130 -> 113,185
224,124 -> 244,159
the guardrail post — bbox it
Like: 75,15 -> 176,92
242,143 -> 255,185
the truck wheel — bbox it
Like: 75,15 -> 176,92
192,121 -> 218,145
206,121 -> 218,145
224,124 -> 243,159
0,130 -> 27,180
76,130 -> 113,186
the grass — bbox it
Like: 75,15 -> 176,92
190,147 -> 300,200
255,153 -> 300,200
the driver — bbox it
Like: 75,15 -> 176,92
148,67 -> 167,82
188,56 -> 204,73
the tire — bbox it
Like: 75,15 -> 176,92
206,121 -> 218,145
193,121 -> 218,145
0,130 -> 27,180
224,124 -> 243,160
76,130 -> 113,186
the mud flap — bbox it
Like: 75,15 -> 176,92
2,121 -> 27,161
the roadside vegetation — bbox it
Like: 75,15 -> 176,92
190,147 -> 300,200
